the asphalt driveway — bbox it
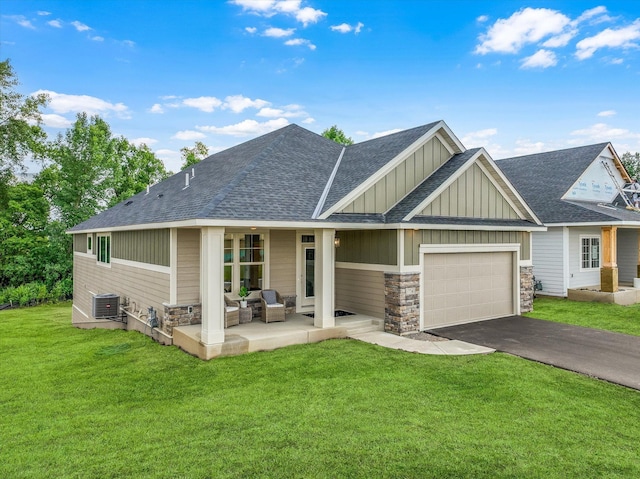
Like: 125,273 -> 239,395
429,316 -> 640,390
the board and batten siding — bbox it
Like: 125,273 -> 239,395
616,228 -> 638,284
112,229 -> 170,267
405,229 -> 530,265
177,228 -> 200,304
335,267 -> 385,319
336,230 -> 397,265
418,163 -> 518,219
568,226 -> 602,289
532,228 -> 566,296
269,230 -> 296,295
340,136 -> 452,214
73,254 -> 169,320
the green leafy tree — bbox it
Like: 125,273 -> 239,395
0,182 -> 50,287
621,152 -> 640,179
321,125 -> 353,145
0,59 -> 48,206
180,141 -> 209,170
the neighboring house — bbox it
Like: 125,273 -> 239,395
69,120 -> 544,358
497,143 -> 640,297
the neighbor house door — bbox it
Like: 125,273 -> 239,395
302,246 -> 315,307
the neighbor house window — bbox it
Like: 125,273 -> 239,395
97,234 -> 111,265
581,236 -> 600,270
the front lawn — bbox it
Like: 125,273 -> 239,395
526,296 -> 640,336
1,303 -> 639,478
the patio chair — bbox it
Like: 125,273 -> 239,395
224,296 -> 240,328
260,289 -> 286,323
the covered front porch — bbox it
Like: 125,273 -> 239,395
172,311 -> 384,360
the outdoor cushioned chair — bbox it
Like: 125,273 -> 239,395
260,289 -> 286,323
224,296 -> 240,328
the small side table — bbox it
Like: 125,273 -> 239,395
239,306 -> 252,324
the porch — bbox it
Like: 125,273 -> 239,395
172,312 -> 384,360
567,282 -> 640,306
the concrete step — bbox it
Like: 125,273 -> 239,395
346,319 -> 384,337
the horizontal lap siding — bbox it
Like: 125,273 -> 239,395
335,268 -> 385,319
269,230 -> 296,295
568,226 -> 602,289
73,254 -> 169,319
73,234 -> 87,253
177,229 -> 200,304
532,228 -> 565,296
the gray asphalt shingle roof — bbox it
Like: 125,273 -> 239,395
495,143 -> 635,224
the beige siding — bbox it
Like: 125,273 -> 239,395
336,230 -> 397,265
269,230 -> 296,295
73,234 -> 87,253
73,254 -> 169,319
419,164 -> 518,219
335,268 -> 385,318
404,229 -> 531,265
341,137 -> 452,214
113,229 -> 170,266
177,229 -> 200,304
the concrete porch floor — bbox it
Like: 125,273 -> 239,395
173,312 -> 384,360
567,283 -> 640,305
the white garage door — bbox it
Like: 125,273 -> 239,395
423,251 -> 515,329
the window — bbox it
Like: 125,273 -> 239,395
97,235 -> 111,265
581,236 -> 600,270
87,235 -> 93,254
225,233 -> 265,293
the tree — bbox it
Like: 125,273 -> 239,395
0,59 -> 48,205
180,141 -> 209,170
321,125 -> 353,145
621,152 -> 640,179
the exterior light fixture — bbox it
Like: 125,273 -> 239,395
334,237 -> 341,248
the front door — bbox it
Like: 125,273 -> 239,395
302,246 -> 315,307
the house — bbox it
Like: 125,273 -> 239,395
69,120 -> 544,359
497,143 -> 640,300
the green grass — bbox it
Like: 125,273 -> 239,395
1,303 -> 640,478
526,297 -> 640,336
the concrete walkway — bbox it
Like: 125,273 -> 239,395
349,331 -> 495,355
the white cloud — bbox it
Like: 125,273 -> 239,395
257,104 -> 306,118
477,15 -> 489,23
161,95 -> 178,100
475,7 -> 571,54
520,49 -> 557,68
47,19 -> 62,28
245,27 -> 257,34
598,110 -> 616,117
150,103 -> 164,114
91,36 -> 104,42
40,114 -> 73,128
371,129 -> 402,140
541,30 -> 576,48
37,11 -> 51,16
330,22 -> 364,34
294,6 -> 326,26
7,15 -> 36,29
570,123 -> 640,142
610,57 -> 624,64
33,90 -> 130,117
461,128 -> 498,147
171,130 -> 207,141
284,38 -> 316,49
121,40 -> 136,47
197,118 -> 289,136
575,6 -> 609,24
223,95 -> 270,113
130,137 -> 158,146
182,96 -> 223,112
575,20 -> 640,60
512,138 -> 547,156
302,117 -> 315,124
71,20 -> 91,32
231,0 -> 326,26
155,149 -> 182,173
264,27 -> 295,37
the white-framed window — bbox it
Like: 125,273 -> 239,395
87,234 -> 93,255
580,236 -> 600,270
225,233 -> 265,293
97,234 -> 111,265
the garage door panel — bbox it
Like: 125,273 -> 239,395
423,251 -> 515,329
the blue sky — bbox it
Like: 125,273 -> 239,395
2,0 -> 639,172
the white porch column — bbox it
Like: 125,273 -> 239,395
201,226 -> 225,345
314,228 -> 335,328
